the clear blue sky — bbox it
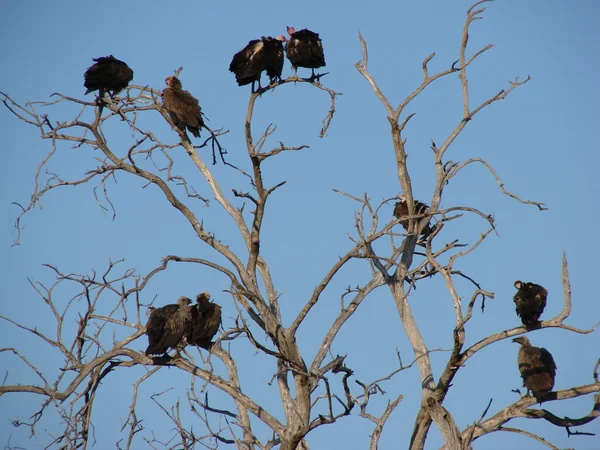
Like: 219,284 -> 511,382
1,0 -> 599,448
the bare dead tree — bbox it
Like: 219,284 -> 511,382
351,1 -> 599,449
1,2 -> 598,450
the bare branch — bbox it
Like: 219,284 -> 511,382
456,384 -> 600,445
496,427 -> 562,450
446,157 -> 546,210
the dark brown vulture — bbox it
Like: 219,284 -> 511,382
393,195 -> 433,236
513,336 -> 557,399
285,27 -> 326,78
229,36 -> 285,92
187,292 -> 222,350
513,281 -> 548,330
162,76 -> 204,138
145,296 -> 192,357
83,55 -> 133,98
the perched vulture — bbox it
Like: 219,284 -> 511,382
83,55 -> 133,98
393,195 -> 433,236
162,76 -> 204,138
145,296 -> 192,356
285,27 -> 326,77
513,336 -> 557,398
513,281 -> 547,330
187,292 -> 222,350
229,36 -> 285,91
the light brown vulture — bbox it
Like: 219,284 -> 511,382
162,76 -> 204,138
393,195 -> 433,236
285,27 -> 326,78
513,336 -> 556,399
513,281 -> 547,330
145,296 -> 192,356
187,292 -> 222,350
229,36 -> 285,92
84,55 -> 133,98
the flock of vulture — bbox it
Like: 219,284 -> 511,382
143,276 -> 555,400
83,35 -> 555,401
512,281 -> 556,399
145,293 -> 222,356
394,197 -> 556,400
83,27 -> 325,139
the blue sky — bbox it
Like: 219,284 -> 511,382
1,0 -> 599,449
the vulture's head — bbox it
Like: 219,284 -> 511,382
512,336 -> 530,346
276,35 -> 287,42
514,280 -> 523,289
196,292 -> 211,304
397,194 -> 406,203
177,296 -> 192,307
287,26 -> 296,36
165,76 -> 182,89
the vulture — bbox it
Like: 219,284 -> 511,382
187,292 -> 222,350
513,336 -> 557,399
393,195 -> 433,236
285,27 -> 326,78
162,76 -> 204,138
83,55 -> 133,98
513,281 -> 547,330
229,36 -> 285,91
145,296 -> 192,357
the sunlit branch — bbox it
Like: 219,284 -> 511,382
446,158 -> 546,210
